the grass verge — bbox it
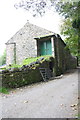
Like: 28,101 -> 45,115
0,87 -> 9,94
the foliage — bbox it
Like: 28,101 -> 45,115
0,55 -> 52,70
7,64 -> 21,69
61,18 -> 78,56
0,50 -> 6,66
22,55 -> 52,65
14,0 -> 52,17
0,87 -> 9,94
55,1 -> 80,32
55,1 -> 80,61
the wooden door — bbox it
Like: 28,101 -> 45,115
40,40 -> 52,56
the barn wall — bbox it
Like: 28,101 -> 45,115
54,35 -> 77,75
6,43 -> 16,66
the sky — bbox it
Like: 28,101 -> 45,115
0,0 -> 63,56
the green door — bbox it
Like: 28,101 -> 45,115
40,41 -> 46,55
46,40 -> 52,55
40,40 -> 52,56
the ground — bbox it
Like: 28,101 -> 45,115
0,68 -> 79,118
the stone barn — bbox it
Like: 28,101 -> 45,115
6,22 -> 56,65
6,22 -> 77,75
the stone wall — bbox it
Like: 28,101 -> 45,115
54,34 -> 77,75
6,43 -> 16,65
0,57 -> 54,88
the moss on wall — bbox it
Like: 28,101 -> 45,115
0,57 -> 54,88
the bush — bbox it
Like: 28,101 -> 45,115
0,50 -> 6,66
0,87 -> 9,94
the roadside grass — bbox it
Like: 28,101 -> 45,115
0,87 -> 9,94
75,113 -> 80,119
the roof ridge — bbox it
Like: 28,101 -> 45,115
24,22 -> 55,34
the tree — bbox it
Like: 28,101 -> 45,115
14,0 -> 60,16
55,1 -> 80,63
14,0 -> 52,17
61,18 -> 78,56
0,50 -> 6,66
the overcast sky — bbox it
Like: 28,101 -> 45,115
0,0 -> 63,56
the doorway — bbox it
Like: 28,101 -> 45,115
40,40 -> 52,56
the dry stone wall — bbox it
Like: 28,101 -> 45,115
0,57 -> 54,88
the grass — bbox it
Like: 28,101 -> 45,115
0,87 -> 9,94
8,64 -> 21,68
22,55 -> 52,66
75,114 -> 80,119
0,55 -> 53,70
